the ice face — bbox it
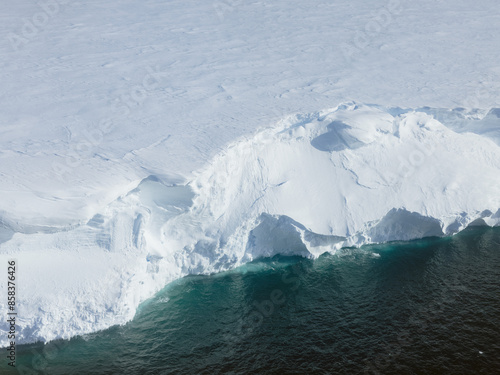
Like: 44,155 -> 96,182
1,104 -> 499,347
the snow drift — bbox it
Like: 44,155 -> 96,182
1,103 -> 500,346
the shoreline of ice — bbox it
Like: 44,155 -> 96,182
1,103 -> 500,347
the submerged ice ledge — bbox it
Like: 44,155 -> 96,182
1,103 -> 500,347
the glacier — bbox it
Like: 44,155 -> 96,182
1,103 -> 500,346
1,0 -> 500,348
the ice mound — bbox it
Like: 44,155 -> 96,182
1,103 -> 500,346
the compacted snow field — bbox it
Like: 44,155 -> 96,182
1,0 -> 500,346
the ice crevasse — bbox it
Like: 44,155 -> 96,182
1,102 -> 500,346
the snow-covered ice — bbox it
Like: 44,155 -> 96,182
1,0 -> 500,345
2,104 -> 500,346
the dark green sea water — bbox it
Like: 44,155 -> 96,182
4,227 -> 500,374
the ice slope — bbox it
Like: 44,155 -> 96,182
1,104 -> 500,346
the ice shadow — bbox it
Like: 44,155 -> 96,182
310,121 -> 364,152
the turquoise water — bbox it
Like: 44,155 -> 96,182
4,227 -> 500,374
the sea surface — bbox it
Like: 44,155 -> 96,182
4,226 -> 500,374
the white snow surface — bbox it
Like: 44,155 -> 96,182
1,0 -> 500,345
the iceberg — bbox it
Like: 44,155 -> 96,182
1,103 -> 499,346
